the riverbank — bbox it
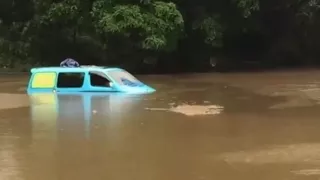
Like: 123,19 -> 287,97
0,64 -> 319,75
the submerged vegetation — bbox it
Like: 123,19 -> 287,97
1,0 -> 320,73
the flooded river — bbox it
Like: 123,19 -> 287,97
2,70 -> 320,180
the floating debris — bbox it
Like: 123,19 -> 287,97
145,104 -> 223,116
292,169 -> 320,176
169,104 -> 223,116
220,143 -> 320,164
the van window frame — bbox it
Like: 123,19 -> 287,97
89,71 -> 113,88
56,72 -> 86,88
31,71 -> 57,89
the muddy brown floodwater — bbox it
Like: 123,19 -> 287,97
3,70 -> 320,180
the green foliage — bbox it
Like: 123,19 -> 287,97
235,0 -> 259,18
192,15 -> 224,47
92,0 -> 184,50
297,0 -> 320,22
1,0 -> 320,72
40,0 -> 81,25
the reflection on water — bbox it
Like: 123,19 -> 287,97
29,93 -> 144,139
24,93 -> 147,180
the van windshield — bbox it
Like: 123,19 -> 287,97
107,70 -> 144,87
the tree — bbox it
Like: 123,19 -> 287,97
91,0 -> 184,50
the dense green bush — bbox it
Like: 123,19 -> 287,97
1,0 -> 320,72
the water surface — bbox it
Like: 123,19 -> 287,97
1,70 -> 320,180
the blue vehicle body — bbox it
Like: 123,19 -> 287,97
27,66 -> 156,94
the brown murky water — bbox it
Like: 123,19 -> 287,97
2,70 -> 320,180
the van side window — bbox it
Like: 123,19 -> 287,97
57,72 -> 85,88
31,72 -> 56,88
89,71 -> 111,87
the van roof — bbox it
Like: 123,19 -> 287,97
30,66 -> 124,73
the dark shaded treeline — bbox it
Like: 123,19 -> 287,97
0,0 -> 320,73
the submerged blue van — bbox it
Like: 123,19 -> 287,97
27,66 -> 156,94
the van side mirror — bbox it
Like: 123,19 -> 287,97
109,82 -> 114,87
